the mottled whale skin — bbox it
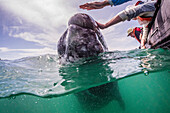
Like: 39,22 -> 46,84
57,13 -> 124,110
57,13 -> 108,63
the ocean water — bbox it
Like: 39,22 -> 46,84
0,49 -> 169,113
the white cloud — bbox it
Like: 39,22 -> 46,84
0,47 -> 9,52
1,0 -> 76,30
12,32 -> 57,48
0,47 -> 57,60
0,47 -> 55,53
0,0 -> 80,48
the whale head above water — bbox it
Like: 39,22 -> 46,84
57,13 -> 108,63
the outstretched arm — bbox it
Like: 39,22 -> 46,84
79,0 -> 131,10
96,1 -> 156,29
96,15 -> 123,29
79,0 -> 110,10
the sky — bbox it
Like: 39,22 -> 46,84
0,0 -> 148,60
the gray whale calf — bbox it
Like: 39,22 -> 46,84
57,13 -> 108,63
57,13 -> 125,110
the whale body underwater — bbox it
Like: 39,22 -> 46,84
57,13 -> 125,110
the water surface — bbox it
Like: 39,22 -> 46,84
0,49 -> 169,113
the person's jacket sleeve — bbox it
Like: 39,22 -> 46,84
108,0 -> 131,6
117,1 -> 156,21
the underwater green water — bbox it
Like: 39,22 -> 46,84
0,49 -> 170,113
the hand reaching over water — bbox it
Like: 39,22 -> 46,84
79,0 -> 110,10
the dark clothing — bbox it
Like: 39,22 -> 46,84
133,27 -> 142,43
147,0 -> 170,49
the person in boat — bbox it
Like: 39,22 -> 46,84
127,27 -> 143,43
80,1 -> 156,49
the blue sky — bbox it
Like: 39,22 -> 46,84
0,0 -> 148,60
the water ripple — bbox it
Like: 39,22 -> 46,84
0,49 -> 169,98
